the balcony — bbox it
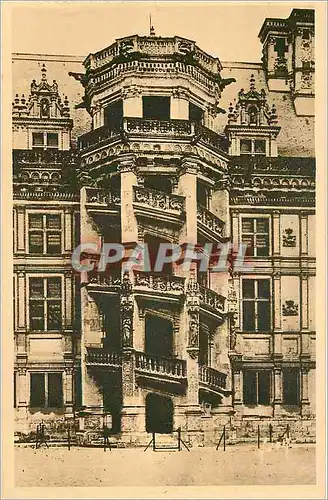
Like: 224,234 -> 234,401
84,187 -> 121,215
197,204 -> 225,240
78,118 -> 229,163
133,186 -> 185,225
133,271 -> 185,304
13,149 -> 75,165
135,351 -> 187,392
124,117 -> 193,137
87,273 -> 121,295
199,365 -> 230,396
86,347 -> 122,369
199,285 -> 226,323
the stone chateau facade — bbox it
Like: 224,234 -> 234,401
13,8 -> 316,444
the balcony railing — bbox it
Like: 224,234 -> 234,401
197,204 -> 225,237
124,117 -> 193,136
133,186 -> 185,214
79,119 -> 229,155
134,271 -> 185,293
85,187 -> 121,206
13,149 -> 75,165
13,188 -> 79,201
135,351 -> 187,379
86,348 -> 122,367
199,365 -> 227,391
78,126 -> 121,150
199,285 -> 226,313
87,273 -> 121,289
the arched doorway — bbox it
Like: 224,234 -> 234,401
145,314 -> 173,358
145,393 -> 174,433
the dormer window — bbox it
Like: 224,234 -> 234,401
247,105 -> 259,126
240,139 -> 266,156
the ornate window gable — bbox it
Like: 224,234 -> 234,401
12,64 -> 70,120
224,75 -> 281,157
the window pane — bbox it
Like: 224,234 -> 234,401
243,301 -> 255,331
242,280 -> 255,299
255,235 -> 269,256
32,133 -> 44,147
29,232 -> 43,253
30,302 -> 45,330
240,139 -> 251,153
48,373 -> 63,407
143,96 -> 170,120
46,233 -> 61,254
47,133 -> 58,147
30,373 -> 45,407
46,214 -> 61,229
29,214 -> 43,229
242,235 -> 254,256
258,371 -> 271,405
255,140 -> 266,153
29,279 -> 44,298
258,279 -> 270,299
47,278 -> 61,298
243,371 -> 256,405
256,219 -> 269,233
257,301 -> 270,331
242,218 -> 254,233
47,301 -> 62,330
283,369 -> 299,405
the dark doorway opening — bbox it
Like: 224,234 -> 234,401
143,96 -> 170,121
104,100 -> 123,130
144,175 -> 172,195
144,234 -> 173,275
103,372 -> 122,434
145,393 -> 174,433
145,314 -> 173,358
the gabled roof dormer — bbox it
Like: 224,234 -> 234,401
224,75 -> 281,158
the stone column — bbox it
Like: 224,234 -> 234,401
16,208 -> 25,253
185,272 -> 200,408
211,175 -> 230,238
301,366 -> 311,416
177,156 -> 198,247
64,366 -> 74,414
272,211 -> 280,256
300,212 -> 308,256
273,366 -> 283,415
119,154 -> 138,245
64,208 -> 72,253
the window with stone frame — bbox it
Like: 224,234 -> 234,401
282,368 -> 300,405
241,217 -> 269,257
29,277 -> 62,331
28,213 -> 62,254
30,372 -> 63,408
243,370 -> 271,406
32,131 -> 59,149
240,138 -> 266,156
242,279 -> 271,332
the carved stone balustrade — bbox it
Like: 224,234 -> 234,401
135,351 -> 187,379
134,271 -> 185,294
199,285 -> 226,313
199,365 -> 228,394
87,273 -> 122,294
124,117 -> 193,137
133,186 -> 185,214
86,348 -> 122,368
78,125 -> 121,150
85,187 -> 121,206
197,204 -> 225,238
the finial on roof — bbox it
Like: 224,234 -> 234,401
149,13 -> 155,36
250,74 -> 255,91
41,63 -> 47,80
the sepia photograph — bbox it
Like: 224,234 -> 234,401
1,1 -> 326,498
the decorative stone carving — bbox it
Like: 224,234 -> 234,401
282,300 -> 299,316
120,272 -> 134,348
282,228 -> 296,247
